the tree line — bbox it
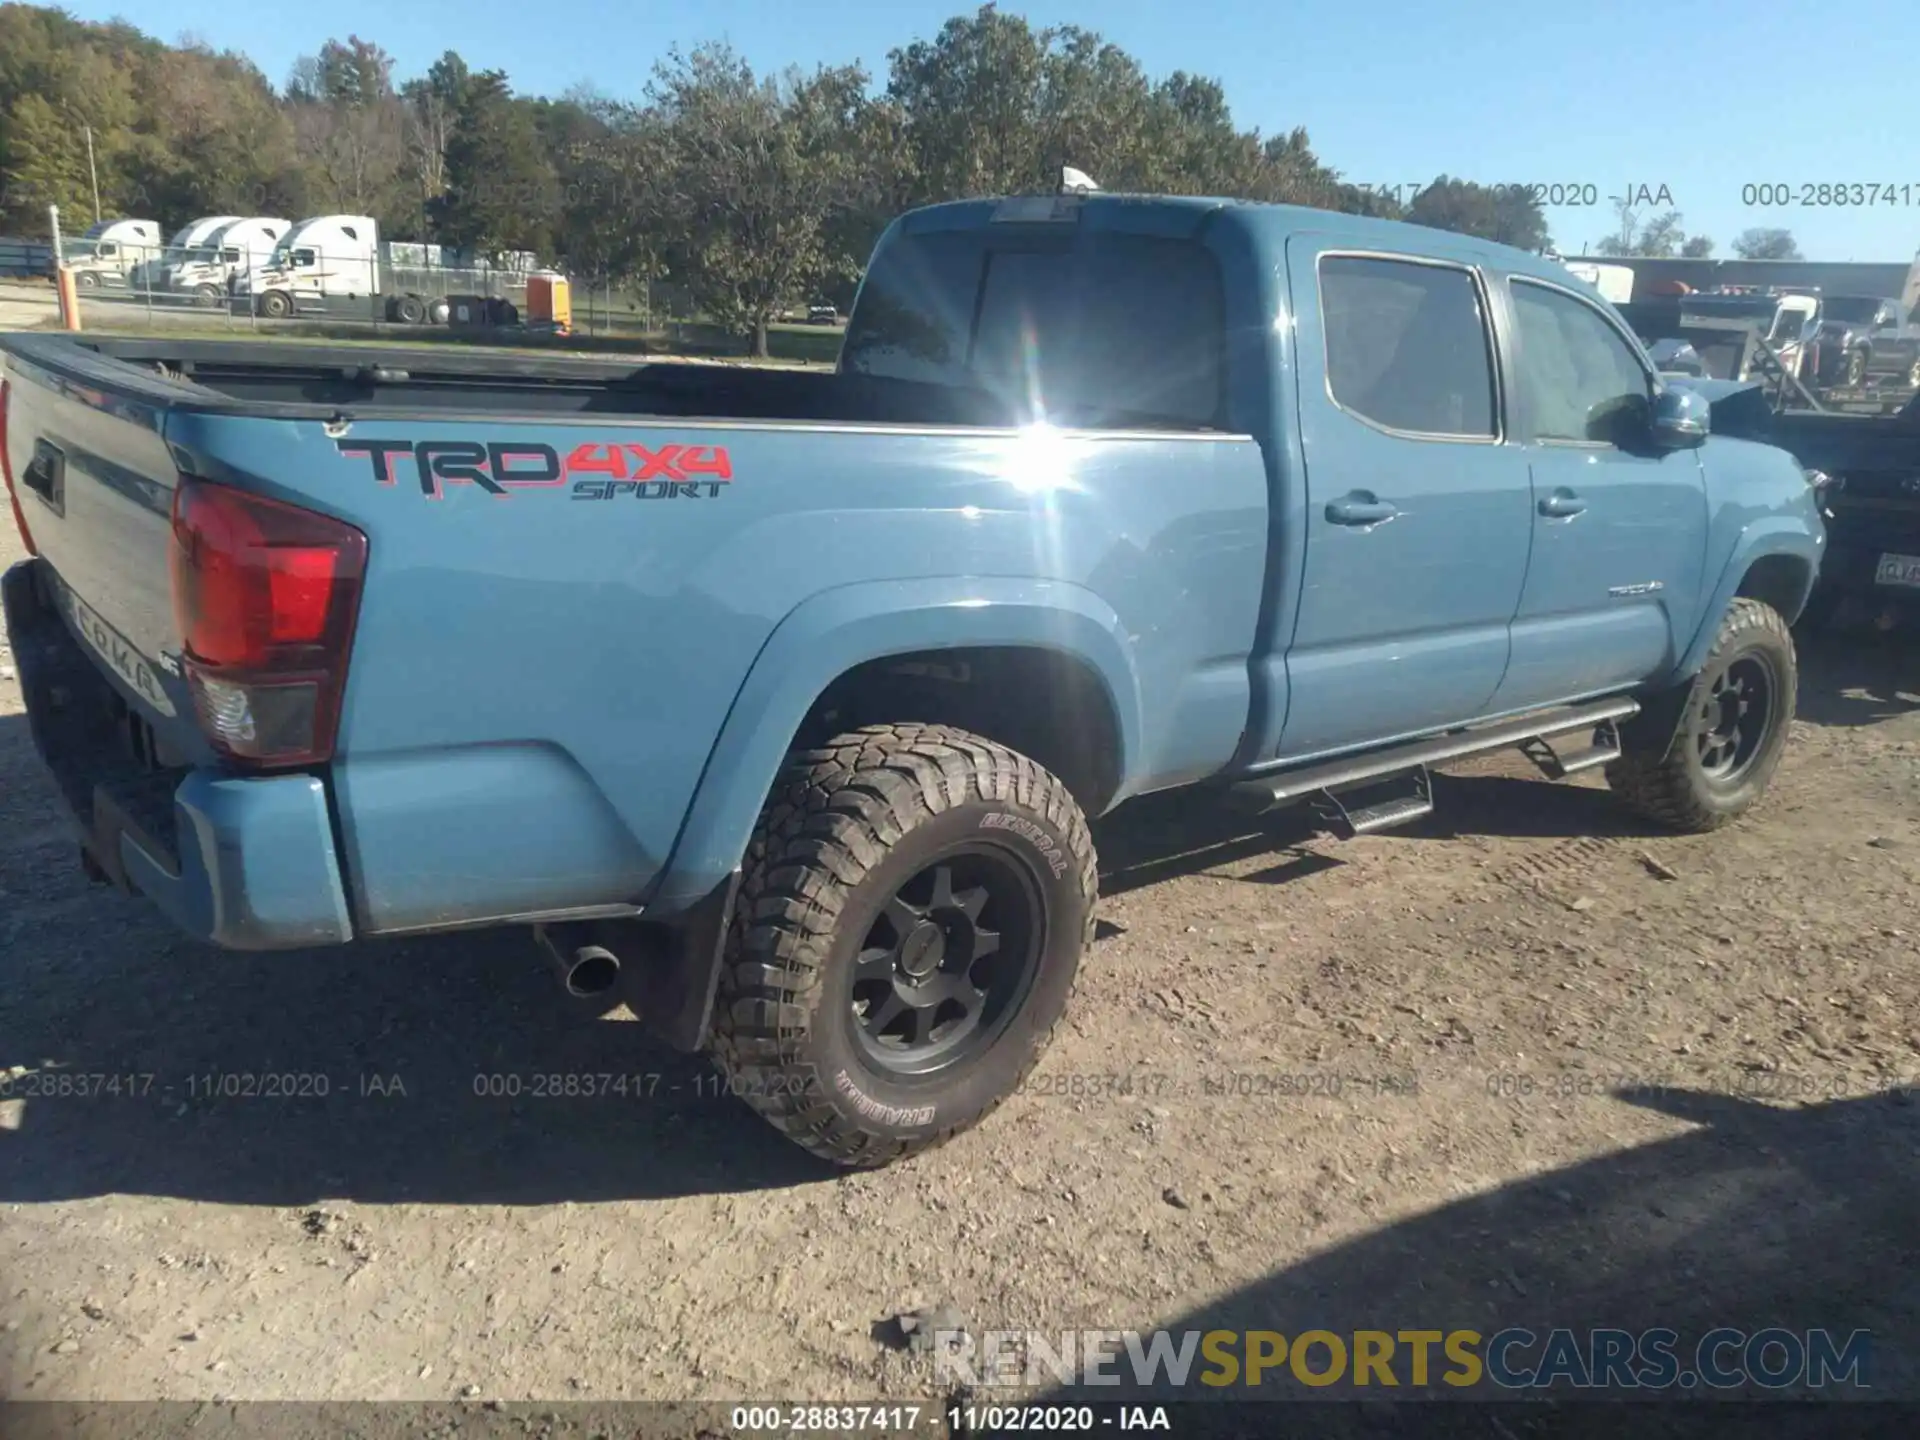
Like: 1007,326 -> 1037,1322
0,3 -> 1800,351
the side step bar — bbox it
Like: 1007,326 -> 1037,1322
1229,697 -> 1641,819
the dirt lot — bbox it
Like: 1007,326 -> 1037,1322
2,506 -> 1918,1419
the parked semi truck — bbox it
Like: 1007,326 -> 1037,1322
131,216 -> 241,293
240,215 -> 518,325
64,219 -> 160,291
2,189 -> 1826,1167
163,218 -> 292,305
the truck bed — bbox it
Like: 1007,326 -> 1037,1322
1,333 -> 1180,431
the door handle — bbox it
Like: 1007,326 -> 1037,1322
1538,489 -> 1587,518
1325,493 -> 1400,526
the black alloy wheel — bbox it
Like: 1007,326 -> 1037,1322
1692,652 -> 1777,786
848,847 -> 1043,1077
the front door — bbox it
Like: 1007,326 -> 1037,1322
1495,276 -> 1709,711
1270,245 -> 1534,760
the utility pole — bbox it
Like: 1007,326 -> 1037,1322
83,124 -> 101,224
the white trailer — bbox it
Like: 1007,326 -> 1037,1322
1562,260 -> 1635,305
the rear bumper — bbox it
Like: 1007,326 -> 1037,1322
3,559 -> 354,950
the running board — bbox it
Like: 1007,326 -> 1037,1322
1310,767 -> 1434,839
1228,698 -> 1641,818
1520,718 -> 1624,781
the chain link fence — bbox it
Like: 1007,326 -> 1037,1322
3,232 -> 844,362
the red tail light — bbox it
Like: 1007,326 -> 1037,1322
169,478 -> 368,767
1,379 -> 37,556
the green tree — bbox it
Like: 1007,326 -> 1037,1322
1405,176 -> 1551,250
287,36 -> 408,226
399,50 -> 472,227
431,71 -> 558,255
641,44 -> 872,355
1594,200 -> 1708,259
1732,227 -> 1801,261
3,92 -> 91,223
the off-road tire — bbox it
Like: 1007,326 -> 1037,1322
710,724 -> 1097,1168
1606,599 -> 1796,832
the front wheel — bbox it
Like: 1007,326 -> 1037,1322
1606,598 -> 1796,832
1845,348 -> 1868,387
710,724 -> 1097,1168
1907,355 -> 1920,390
259,290 -> 293,320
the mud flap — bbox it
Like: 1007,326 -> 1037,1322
632,867 -> 742,1053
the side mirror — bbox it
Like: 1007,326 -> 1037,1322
1650,387 -> 1709,449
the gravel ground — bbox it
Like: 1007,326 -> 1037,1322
2,512 -> 1918,1420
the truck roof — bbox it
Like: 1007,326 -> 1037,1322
894,193 -> 1573,286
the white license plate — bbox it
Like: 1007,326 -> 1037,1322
1876,553 -> 1920,589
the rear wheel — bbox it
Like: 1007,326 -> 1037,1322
1907,355 -> 1920,390
1606,599 -> 1796,832
392,294 -> 426,325
710,724 -> 1096,1168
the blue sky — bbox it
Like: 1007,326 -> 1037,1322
70,0 -> 1920,263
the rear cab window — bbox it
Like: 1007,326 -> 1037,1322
1316,255 -> 1497,439
842,228 -> 1226,429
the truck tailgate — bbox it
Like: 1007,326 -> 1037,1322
2,351 -> 200,756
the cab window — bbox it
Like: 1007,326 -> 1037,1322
1317,255 -> 1497,438
1509,279 -> 1651,444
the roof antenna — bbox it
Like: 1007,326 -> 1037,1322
1060,166 -> 1100,196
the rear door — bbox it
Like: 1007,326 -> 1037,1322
1494,275 -> 1708,710
1270,244 -> 1532,759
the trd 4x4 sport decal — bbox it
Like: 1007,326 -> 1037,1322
334,439 -> 734,500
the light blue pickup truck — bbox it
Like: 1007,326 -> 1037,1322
1,191 -> 1825,1166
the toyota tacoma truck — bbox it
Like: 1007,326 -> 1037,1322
0,192 -> 1827,1167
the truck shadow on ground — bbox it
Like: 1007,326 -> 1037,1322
1017,1087 -> 1920,1434
0,621 -> 1908,1209
1095,764 -> 1658,900
1793,625 -> 1920,729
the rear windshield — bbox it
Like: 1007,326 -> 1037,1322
841,229 -> 1226,428
1821,297 -> 1881,323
